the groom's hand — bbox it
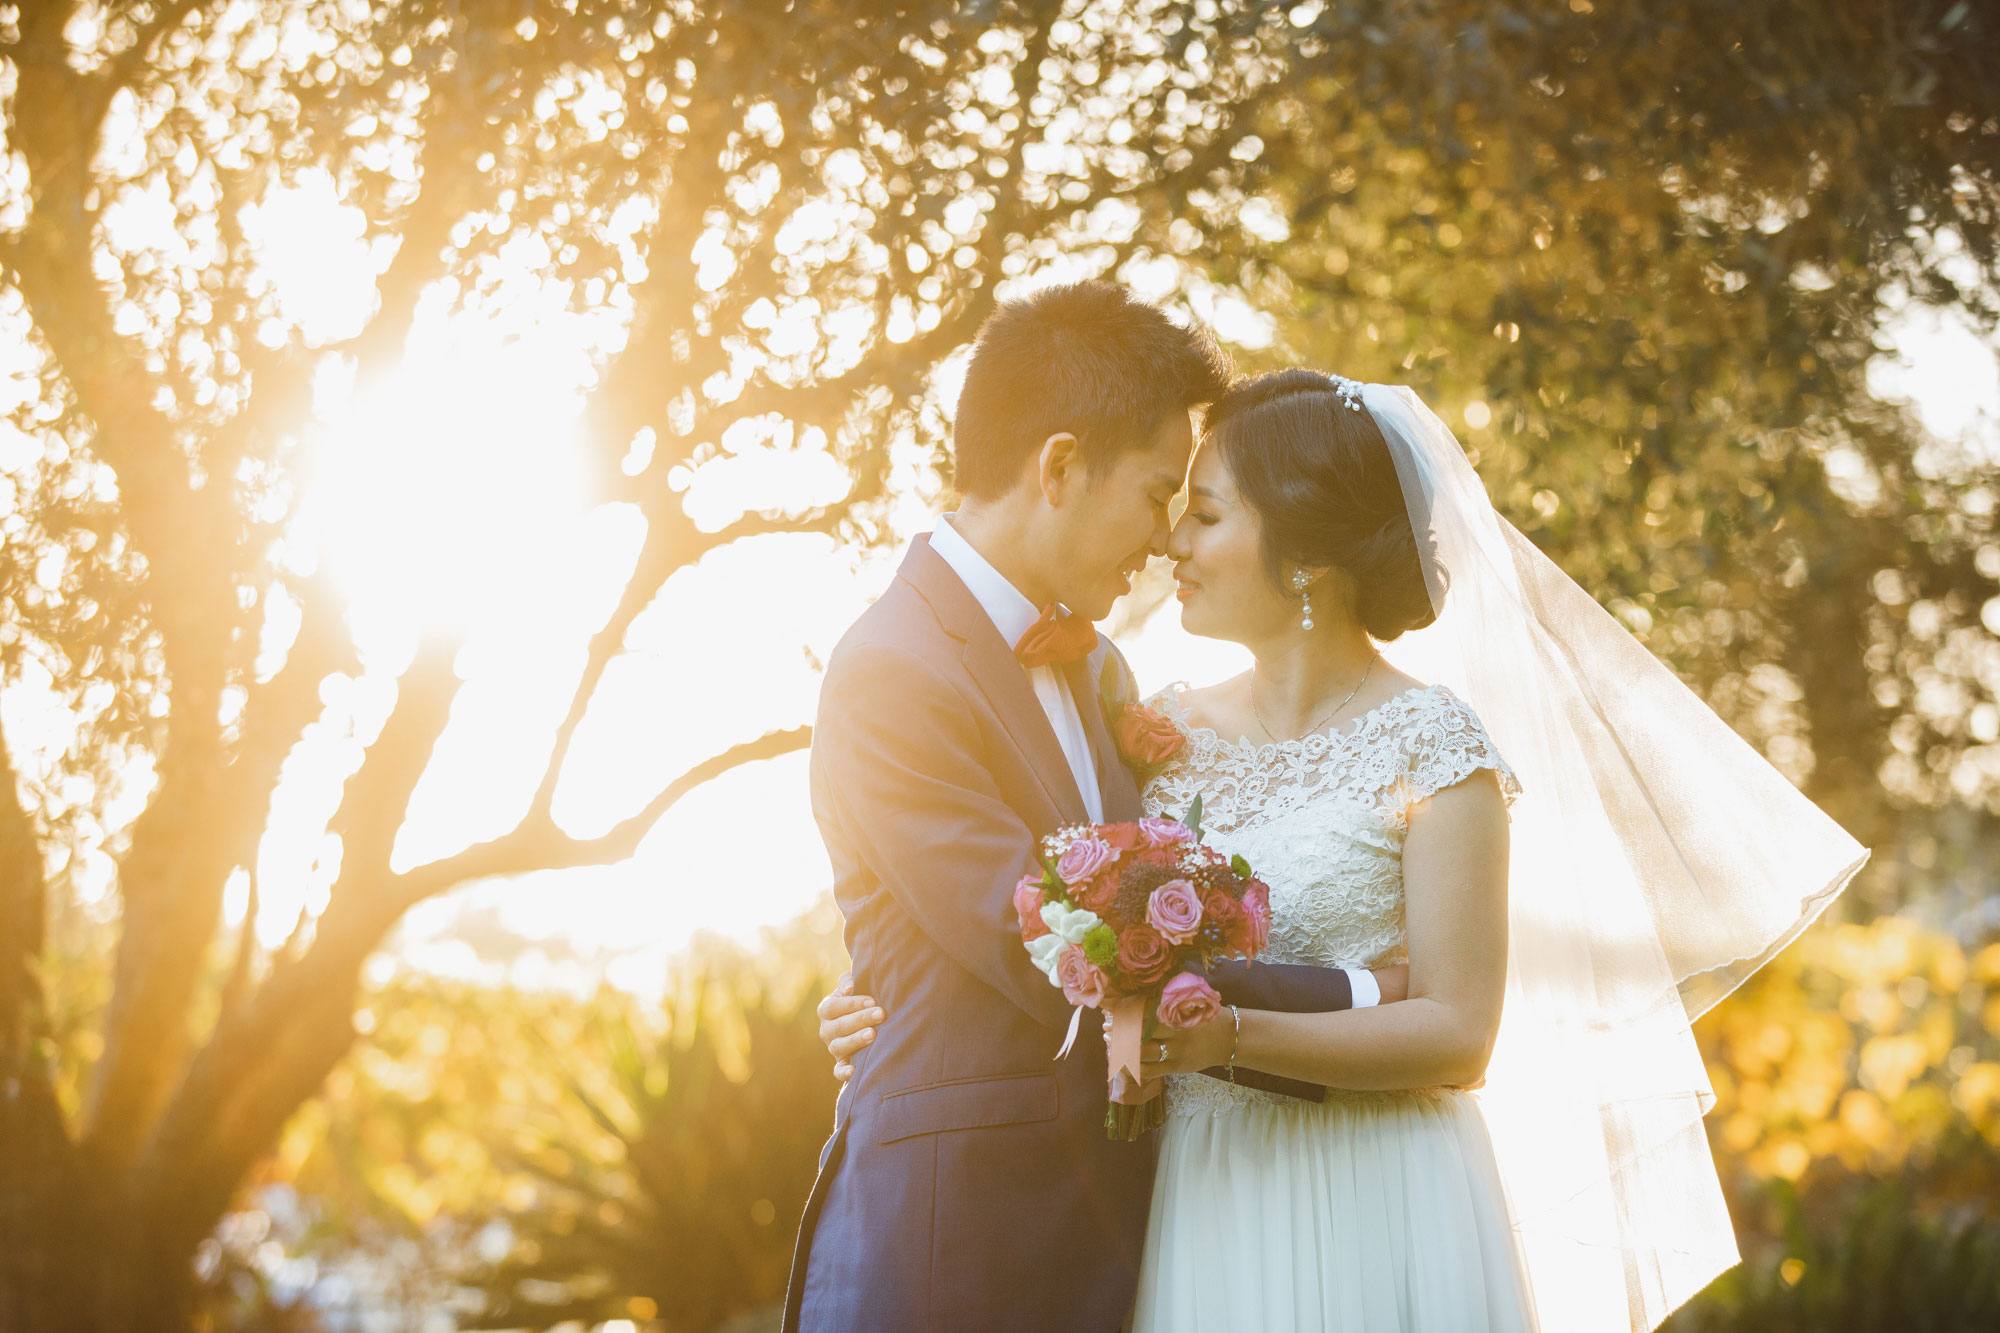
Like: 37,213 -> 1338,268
817,970 -> 884,1084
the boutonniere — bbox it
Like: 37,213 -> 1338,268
1092,651 -> 1185,775
1113,701 -> 1185,771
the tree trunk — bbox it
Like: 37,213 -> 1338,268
0,1088 -> 199,1333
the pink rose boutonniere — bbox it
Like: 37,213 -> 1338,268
1115,702 -> 1185,771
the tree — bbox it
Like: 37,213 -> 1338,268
5,0 -> 1999,1327
0,1 -> 1292,1326
1191,0 -> 2000,889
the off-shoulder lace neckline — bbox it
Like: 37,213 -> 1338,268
1152,680 -> 1451,760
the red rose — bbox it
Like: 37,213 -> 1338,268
1200,886 -> 1252,954
1116,703 -> 1185,769
1014,874 -> 1049,940
1115,924 -> 1174,986
1073,873 -> 1118,914
1099,822 -> 1143,852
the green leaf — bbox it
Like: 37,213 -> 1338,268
1184,794 -> 1204,842
1230,854 -> 1252,879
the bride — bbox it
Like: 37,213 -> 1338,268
818,370 -> 1866,1332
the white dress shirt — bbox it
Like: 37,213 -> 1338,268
929,516 -> 1105,823
926,517 -> 1377,1008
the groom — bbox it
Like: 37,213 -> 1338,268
784,283 -> 1393,1332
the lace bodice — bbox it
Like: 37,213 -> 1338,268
1145,681 -> 1520,1116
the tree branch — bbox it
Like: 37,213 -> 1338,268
327,640 -> 464,888
146,717 -> 809,1231
426,725 -> 812,905
526,500 -> 850,827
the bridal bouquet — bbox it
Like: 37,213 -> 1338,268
1013,799 -> 1271,1138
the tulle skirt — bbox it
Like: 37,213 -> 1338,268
1133,1076 -> 1537,1333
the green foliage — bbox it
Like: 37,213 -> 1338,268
280,912 -> 847,1333
1667,1176 -> 2000,1333
1178,0 -> 2000,897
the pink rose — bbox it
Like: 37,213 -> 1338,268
1156,971 -> 1223,1029
1146,878 -> 1204,945
1014,874 -> 1049,940
1241,880 -> 1271,953
1057,837 -> 1118,887
1056,943 -> 1109,1008
1115,924 -> 1173,986
1137,817 -> 1193,848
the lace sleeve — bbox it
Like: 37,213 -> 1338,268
1395,688 -> 1522,825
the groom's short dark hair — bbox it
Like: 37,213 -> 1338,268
951,281 -> 1231,499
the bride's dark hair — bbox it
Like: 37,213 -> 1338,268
1203,369 -> 1440,641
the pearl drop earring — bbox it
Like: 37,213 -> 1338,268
1292,569 -> 1315,630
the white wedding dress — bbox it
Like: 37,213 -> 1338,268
1131,681 -> 1538,1333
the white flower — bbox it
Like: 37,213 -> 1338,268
1026,933 -> 1066,984
1041,901 -> 1103,945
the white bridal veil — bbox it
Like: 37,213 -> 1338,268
1360,384 -> 1869,1332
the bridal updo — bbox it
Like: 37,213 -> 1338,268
1204,369 -> 1440,642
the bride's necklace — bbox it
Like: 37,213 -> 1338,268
1250,655 -> 1377,744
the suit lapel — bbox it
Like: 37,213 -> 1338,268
898,537 -> 1088,825
1067,656 -> 1144,823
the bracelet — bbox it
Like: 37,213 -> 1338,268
1227,1005 -> 1241,1083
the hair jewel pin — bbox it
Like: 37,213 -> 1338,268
1330,374 -> 1365,412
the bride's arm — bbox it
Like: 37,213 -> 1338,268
1149,768 -> 1510,1091
816,962 -> 1414,1086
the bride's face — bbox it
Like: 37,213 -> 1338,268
1166,442 -> 1299,643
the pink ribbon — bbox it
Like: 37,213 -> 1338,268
1106,995 -> 1145,1084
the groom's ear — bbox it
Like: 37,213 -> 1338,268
1034,432 -> 1085,507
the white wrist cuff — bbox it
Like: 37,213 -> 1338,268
1347,967 -> 1381,1008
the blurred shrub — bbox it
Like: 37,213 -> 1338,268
1666,1176 -> 2000,1333
268,910 -> 846,1332
1695,913 -> 2000,1193
1669,912 -> 2000,1331
454,923 -> 841,1331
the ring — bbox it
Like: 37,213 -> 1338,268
1155,1041 -> 1168,1062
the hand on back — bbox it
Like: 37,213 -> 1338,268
818,970 -> 882,1084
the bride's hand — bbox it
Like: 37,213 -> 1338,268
817,971 -> 885,1084
1140,1008 -> 1237,1078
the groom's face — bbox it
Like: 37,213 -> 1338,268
1046,410 -> 1194,622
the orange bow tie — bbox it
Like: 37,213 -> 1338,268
1014,604 -> 1097,670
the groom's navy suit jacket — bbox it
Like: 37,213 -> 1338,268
784,536 -> 1353,1333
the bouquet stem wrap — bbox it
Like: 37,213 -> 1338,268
1106,994 -> 1145,1086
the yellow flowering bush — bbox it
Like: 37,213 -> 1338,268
1695,912 -> 2000,1189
